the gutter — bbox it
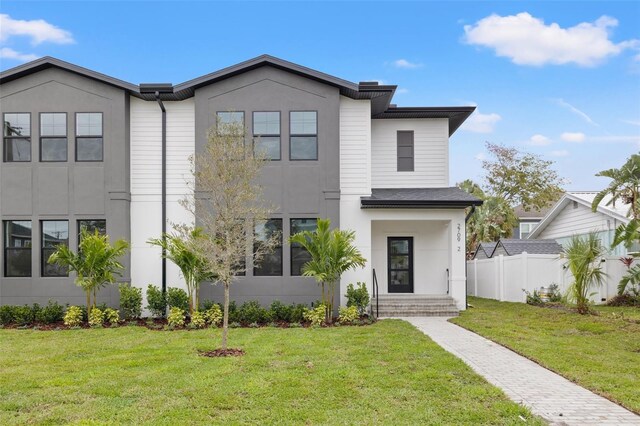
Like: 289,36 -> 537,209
139,84 -> 173,298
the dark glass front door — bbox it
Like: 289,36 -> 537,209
388,237 -> 413,293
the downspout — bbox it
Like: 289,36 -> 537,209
464,205 -> 476,309
155,92 -> 167,297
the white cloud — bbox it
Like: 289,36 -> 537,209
560,132 -> 586,143
553,99 -> 598,125
0,14 -> 74,45
0,47 -> 38,62
550,149 -> 570,157
464,12 -> 638,67
461,109 -> 502,133
392,59 -> 423,69
474,152 -> 487,161
529,134 -> 552,146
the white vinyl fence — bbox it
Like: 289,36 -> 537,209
467,253 -> 636,304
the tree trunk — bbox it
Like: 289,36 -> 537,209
86,290 -> 91,316
221,281 -> 230,350
195,286 -> 200,314
93,287 -> 97,309
326,282 -> 334,324
188,286 -> 194,316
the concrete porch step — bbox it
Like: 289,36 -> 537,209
371,294 -> 459,317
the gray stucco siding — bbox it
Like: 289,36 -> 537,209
193,65 -> 341,307
0,68 -> 130,307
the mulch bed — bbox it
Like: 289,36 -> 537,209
198,348 -> 245,357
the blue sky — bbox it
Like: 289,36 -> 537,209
1,1 -> 639,190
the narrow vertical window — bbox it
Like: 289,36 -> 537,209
254,219 -> 283,276
4,220 -> 32,277
76,113 -> 103,161
40,113 -> 68,162
41,220 -> 69,277
290,111 -> 317,160
290,218 -> 317,276
397,130 -> 414,172
253,112 -> 280,160
3,113 -> 31,162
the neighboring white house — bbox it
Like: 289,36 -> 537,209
528,191 -> 637,256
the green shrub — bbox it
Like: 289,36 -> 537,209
303,305 -> 326,327
119,284 -> 142,320
248,322 -> 259,328
269,300 -> 292,322
346,282 -> 370,316
204,304 -> 223,326
104,308 -> 120,324
238,300 -> 270,324
146,284 -> 167,318
547,284 -> 563,302
338,306 -> 359,324
190,310 -> 206,328
13,305 -> 35,326
201,300 -> 217,311
167,307 -> 186,327
229,321 -> 241,328
289,322 -> 302,328
35,300 -> 65,324
290,304 -> 307,323
524,289 -> 543,306
88,308 -> 104,327
227,301 -> 240,323
64,306 -> 84,327
167,287 -> 189,312
0,305 -> 15,325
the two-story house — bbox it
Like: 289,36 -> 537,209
0,55 -> 481,314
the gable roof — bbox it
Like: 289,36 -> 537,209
361,187 -> 483,209
0,54 -> 475,132
493,239 -> 563,256
473,242 -> 497,259
528,191 -> 631,239
513,203 -> 554,220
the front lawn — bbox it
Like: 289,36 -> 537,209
452,297 -> 640,414
0,320 -> 541,425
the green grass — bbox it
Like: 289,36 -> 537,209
452,297 -> 640,414
0,320 -> 542,425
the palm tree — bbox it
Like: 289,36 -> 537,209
289,218 -> 366,323
563,233 -> 607,314
592,154 -> 640,294
148,227 -> 215,315
48,229 -> 129,313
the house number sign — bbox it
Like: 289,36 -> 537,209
457,223 -> 462,252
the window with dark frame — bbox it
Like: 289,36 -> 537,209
290,111 -> 317,160
4,220 -> 32,277
217,111 -> 244,133
253,112 -> 280,160
254,219 -> 282,276
41,220 -> 69,277
40,113 -> 67,162
397,130 -> 414,172
76,113 -> 103,161
3,113 -> 31,162
78,219 -> 106,246
290,218 -> 317,276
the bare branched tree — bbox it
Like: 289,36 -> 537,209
181,116 -> 278,350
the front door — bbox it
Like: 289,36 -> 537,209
388,237 -> 413,293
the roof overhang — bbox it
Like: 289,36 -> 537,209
361,187 -> 483,209
372,106 -> 476,136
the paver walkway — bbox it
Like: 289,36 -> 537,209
404,317 -> 640,426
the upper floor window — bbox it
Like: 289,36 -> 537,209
4,220 -> 32,277
217,111 -> 244,134
3,113 -> 31,162
76,113 -> 103,161
253,112 -> 280,160
397,130 -> 414,172
520,222 -> 538,239
290,111 -> 317,160
40,113 -> 67,162
41,220 -> 69,277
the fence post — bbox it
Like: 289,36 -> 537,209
474,259 -> 478,296
522,252 -> 528,303
498,255 -> 505,301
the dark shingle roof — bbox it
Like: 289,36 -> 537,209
495,239 -> 563,256
361,187 -> 483,208
473,242 -> 497,259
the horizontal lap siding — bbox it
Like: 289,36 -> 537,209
538,203 -> 608,239
371,118 -> 448,188
339,97 -> 371,195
